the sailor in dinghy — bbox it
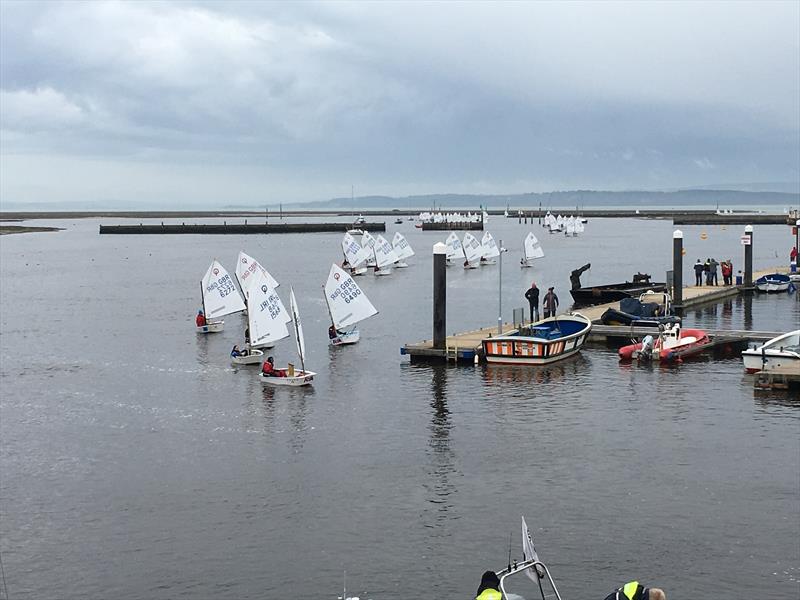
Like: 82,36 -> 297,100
520,233 -> 545,268
341,232 -> 370,276
234,251 -> 285,357
479,232 -> 500,265
198,259 -> 246,333
324,264 -> 378,346
462,232 -> 482,269
259,287 -> 316,387
372,234 -> 398,276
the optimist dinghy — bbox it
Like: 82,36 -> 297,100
479,232 -> 500,265
259,287 -> 316,387
444,232 -> 462,266
392,232 -> 414,268
341,232 -> 370,276
232,268 -> 290,366
462,232 -> 482,269
372,234 -> 397,276
520,232 -> 545,268
324,264 -> 378,346
198,260 -> 246,333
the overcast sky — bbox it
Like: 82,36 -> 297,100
1,0 -> 798,206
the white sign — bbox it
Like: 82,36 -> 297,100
740,235 -> 751,246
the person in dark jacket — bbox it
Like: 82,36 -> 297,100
602,581 -> 666,600
703,259 -> 711,285
693,259 -> 704,286
525,282 -> 540,323
709,258 -> 719,286
475,570 -> 502,600
569,263 -> 592,290
543,287 -> 559,319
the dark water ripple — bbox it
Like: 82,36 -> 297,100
0,218 -> 798,599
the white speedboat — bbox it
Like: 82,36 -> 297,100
741,330 -> 800,373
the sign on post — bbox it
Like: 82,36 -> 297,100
740,235 -> 751,245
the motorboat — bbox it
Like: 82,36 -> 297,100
600,291 -> 681,327
619,323 -> 710,362
482,313 -> 591,365
741,330 -> 800,373
570,272 -> 667,307
755,273 -> 791,293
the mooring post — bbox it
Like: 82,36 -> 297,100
433,242 -> 447,350
673,229 -> 683,308
744,224 -> 753,288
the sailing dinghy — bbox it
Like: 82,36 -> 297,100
198,260 -> 246,333
462,232 -> 482,269
372,234 -> 397,276
520,232 -> 545,268
324,264 -> 378,346
233,269 -> 290,365
341,232 -> 370,276
444,232 -> 462,266
260,287 -> 316,386
479,232 -> 500,265
360,231 -> 377,268
392,232 -> 414,268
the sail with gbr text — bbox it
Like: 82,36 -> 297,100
325,264 -> 378,330
202,260 -> 246,319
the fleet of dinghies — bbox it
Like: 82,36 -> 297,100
542,212 -> 586,236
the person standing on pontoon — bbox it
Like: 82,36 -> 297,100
475,570 -> 502,600
543,287 -> 559,319
525,281 -> 540,323
603,581 -> 666,600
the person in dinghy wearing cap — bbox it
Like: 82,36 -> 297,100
475,570 -> 502,600
261,356 -> 286,377
603,581 -> 666,600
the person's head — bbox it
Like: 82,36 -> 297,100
267,356 -> 274,364
233,345 -> 239,351
477,570 -> 500,592
198,310 -> 203,315
648,588 -> 666,600
548,286 -> 554,291
696,259 -> 701,263
531,281 -> 537,288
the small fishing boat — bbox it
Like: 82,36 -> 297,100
198,259 -> 246,333
519,232 -> 544,268
482,313 -> 591,365
570,273 -> 667,307
618,323 -> 710,362
741,330 -> 800,373
259,287 -> 316,386
755,273 -> 791,293
324,263 -> 378,346
462,232 -> 482,269
392,232 -> 415,268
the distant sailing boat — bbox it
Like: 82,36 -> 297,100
198,259 -> 245,333
260,287 -> 316,386
324,264 -> 378,346
520,232 -> 545,268
444,232 -> 462,266
392,232 -> 415,268
360,231 -> 377,267
341,232 -> 370,276
372,234 -> 397,276
480,232 -> 500,265
233,268 -> 290,365
462,232 -> 482,269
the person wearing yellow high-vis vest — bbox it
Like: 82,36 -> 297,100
474,570 -> 502,600
603,581 -> 666,600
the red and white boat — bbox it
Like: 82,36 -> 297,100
619,323 -> 710,362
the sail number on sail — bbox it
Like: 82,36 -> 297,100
259,286 -> 284,318
206,272 -> 237,298
329,277 -> 363,304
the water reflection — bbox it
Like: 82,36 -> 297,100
480,354 -> 589,386
423,365 -> 459,530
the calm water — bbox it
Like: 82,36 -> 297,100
1,216 -> 798,600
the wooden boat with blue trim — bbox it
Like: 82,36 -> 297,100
481,313 -> 592,365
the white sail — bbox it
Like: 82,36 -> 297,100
373,234 -> 398,269
235,251 -> 279,296
575,219 -> 585,234
342,233 -> 371,267
247,269 -> 290,347
289,287 -> 306,368
462,232 -> 482,264
565,218 -> 575,236
361,231 -> 377,266
521,516 -> 542,583
524,232 -> 545,261
201,260 -> 246,319
325,264 -> 378,329
481,232 -> 500,259
445,232 -> 462,259
392,232 -> 415,260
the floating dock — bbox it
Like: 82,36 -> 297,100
421,221 -> 484,231
754,366 -> 800,391
98,222 -> 386,234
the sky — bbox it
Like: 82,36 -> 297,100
1,0 -> 799,207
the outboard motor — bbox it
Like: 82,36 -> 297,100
638,335 -> 655,361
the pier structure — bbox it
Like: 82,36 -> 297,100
420,221 -> 483,231
98,222 -> 386,234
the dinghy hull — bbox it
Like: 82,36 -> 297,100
330,330 -> 360,346
259,370 -> 316,386
196,321 -> 224,333
482,314 -> 591,365
231,349 -> 264,365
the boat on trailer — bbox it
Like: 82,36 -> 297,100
482,313 -> 591,365
741,330 -> 800,373
198,259 -> 245,333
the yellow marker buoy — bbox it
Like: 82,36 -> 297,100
700,231 -> 708,240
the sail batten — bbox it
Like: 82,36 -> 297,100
325,264 -> 378,329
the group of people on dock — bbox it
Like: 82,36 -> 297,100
524,281 -> 559,323
693,258 -> 735,286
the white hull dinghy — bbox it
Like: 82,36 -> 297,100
741,329 -> 800,373
324,264 -> 378,347
261,287 -> 316,387
480,232 -> 500,266
372,234 -> 398,276
755,273 -> 791,293
231,347 -> 265,365
520,232 -> 545,269
392,232 -> 415,268
462,232 -> 482,269
198,259 -> 246,334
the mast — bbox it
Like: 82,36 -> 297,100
200,281 -> 206,319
